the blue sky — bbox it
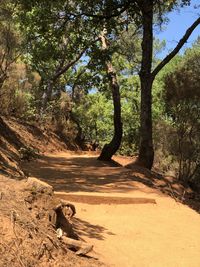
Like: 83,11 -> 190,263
155,0 -> 200,58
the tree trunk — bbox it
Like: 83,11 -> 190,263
136,2 -> 200,170
98,28 -> 122,161
98,71 -> 122,160
40,79 -> 57,118
41,80 -> 54,113
137,1 -> 154,169
138,76 -> 154,169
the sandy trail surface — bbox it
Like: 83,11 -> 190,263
22,152 -> 200,267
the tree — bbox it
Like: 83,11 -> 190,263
98,28 -> 123,161
64,62 -> 106,144
0,0 -> 20,90
162,40 -> 200,183
67,0 -> 199,168
15,0 -> 200,169
16,0 -> 99,111
73,92 -> 113,145
135,0 -> 200,169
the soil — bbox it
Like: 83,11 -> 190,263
1,116 -> 200,267
21,152 -> 200,267
0,117 -> 105,267
0,174 -> 105,267
0,116 -> 77,178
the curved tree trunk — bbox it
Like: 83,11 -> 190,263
98,71 -> 122,160
98,28 -> 122,161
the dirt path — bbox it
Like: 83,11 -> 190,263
22,152 -> 200,267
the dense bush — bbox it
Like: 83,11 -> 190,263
156,42 -> 200,187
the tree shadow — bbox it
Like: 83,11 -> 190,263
73,217 -> 115,241
21,153 -> 200,213
125,163 -> 200,214
21,154 -> 152,194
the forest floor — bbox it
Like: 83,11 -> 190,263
21,151 -> 200,267
1,116 -> 200,266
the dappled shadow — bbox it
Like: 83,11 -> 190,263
0,117 -> 28,177
0,131 -> 24,178
21,154 -> 157,195
125,163 -> 200,213
21,153 -> 182,198
73,217 -> 114,241
125,164 -> 183,198
21,152 -> 200,214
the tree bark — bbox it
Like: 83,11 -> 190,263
138,76 -> 154,169
137,0 -> 154,169
98,28 -> 122,161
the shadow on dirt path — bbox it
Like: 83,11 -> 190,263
73,217 -> 113,241
21,152 -> 161,196
21,152 -> 200,267
21,152 -> 200,212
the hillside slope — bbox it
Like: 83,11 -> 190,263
0,174 -> 104,267
0,117 -> 105,267
0,116 -> 77,177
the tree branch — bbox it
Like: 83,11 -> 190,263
67,0 -> 133,20
152,16 -> 200,78
52,37 -> 99,82
52,49 -> 86,81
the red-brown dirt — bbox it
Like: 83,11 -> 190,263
21,152 -> 200,267
0,174 -> 105,267
1,117 -> 200,267
0,117 -> 105,267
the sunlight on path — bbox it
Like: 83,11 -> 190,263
22,152 -> 200,267
72,200 -> 200,267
